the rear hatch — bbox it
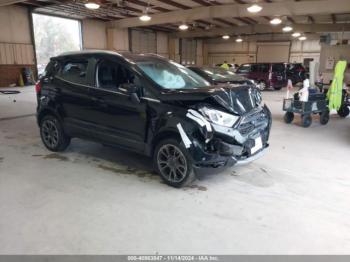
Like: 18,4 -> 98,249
271,63 -> 286,83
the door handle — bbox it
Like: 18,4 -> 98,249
92,97 -> 108,108
92,97 -> 105,103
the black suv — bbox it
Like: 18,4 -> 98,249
36,51 -> 271,187
285,63 -> 306,84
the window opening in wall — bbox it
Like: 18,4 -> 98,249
32,13 -> 82,76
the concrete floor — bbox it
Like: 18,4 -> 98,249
1,86 -> 350,254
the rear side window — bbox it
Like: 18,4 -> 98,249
272,63 -> 285,72
251,64 -> 259,72
259,64 -> 270,73
237,64 -> 251,73
60,61 -> 88,85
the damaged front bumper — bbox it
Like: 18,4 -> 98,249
178,105 -> 271,172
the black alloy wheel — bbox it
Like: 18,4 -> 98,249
40,115 -> 70,152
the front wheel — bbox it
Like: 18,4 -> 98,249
301,114 -> 312,128
258,81 -> 267,91
40,115 -> 70,152
320,110 -> 330,125
153,138 -> 195,188
284,112 -> 294,124
337,106 -> 350,118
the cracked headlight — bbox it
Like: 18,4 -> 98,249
199,107 -> 240,127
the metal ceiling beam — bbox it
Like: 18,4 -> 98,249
0,0 -> 27,6
172,23 -> 350,38
109,0 -> 350,28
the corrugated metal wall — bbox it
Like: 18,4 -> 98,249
0,43 -> 35,65
130,29 -> 156,53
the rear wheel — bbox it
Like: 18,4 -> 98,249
40,115 -> 70,152
320,110 -> 330,125
258,80 -> 267,91
301,114 -> 312,128
284,112 -> 294,124
153,138 -> 195,188
337,106 -> 350,118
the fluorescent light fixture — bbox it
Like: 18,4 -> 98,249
139,14 -> 151,21
270,18 -> 282,25
179,24 -> 189,30
282,26 -> 293,32
222,35 -> 230,40
292,32 -> 301,37
247,4 -> 262,13
299,36 -> 307,41
236,37 -> 243,42
85,1 -> 100,9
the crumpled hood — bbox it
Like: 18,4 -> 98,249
159,85 -> 260,115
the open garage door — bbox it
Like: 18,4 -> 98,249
130,29 -> 156,54
257,42 -> 290,63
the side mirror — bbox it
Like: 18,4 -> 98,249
119,83 -> 140,103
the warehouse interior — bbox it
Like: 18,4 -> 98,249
1,0 -> 350,256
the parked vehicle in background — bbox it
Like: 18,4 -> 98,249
36,51 -> 271,188
187,66 -> 258,87
215,63 -> 240,72
285,63 -> 306,85
236,63 -> 287,90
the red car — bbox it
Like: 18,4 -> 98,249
236,63 -> 287,90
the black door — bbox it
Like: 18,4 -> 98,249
54,58 -> 94,137
88,59 -> 147,152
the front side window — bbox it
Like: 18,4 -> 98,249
60,61 -> 88,85
136,59 -> 210,90
97,60 -> 137,90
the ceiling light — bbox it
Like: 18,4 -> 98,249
282,26 -> 293,32
299,36 -> 307,41
247,4 -> 263,13
270,18 -> 282,25
292,32 -> 301,37
139,14 -> 151,21
222,35 -> 230,40
179,24 -> 189,30
236,37 -> 243,42
85,1 -> 100,9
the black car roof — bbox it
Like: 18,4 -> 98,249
53,50 -> 167,62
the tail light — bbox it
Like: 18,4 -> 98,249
35,81 -> 41,93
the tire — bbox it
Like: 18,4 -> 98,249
337,106 -> 350,118
301,114 -> 312,128
153,138 -> 196,188
274,86 -> 283,91
284,112 -> 294,124
40,115 -> 70,152
258,81 -> 267,91
319,110 -> 330,125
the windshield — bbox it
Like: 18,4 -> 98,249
136,60 -> 210,89
203,67 -> 247,82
